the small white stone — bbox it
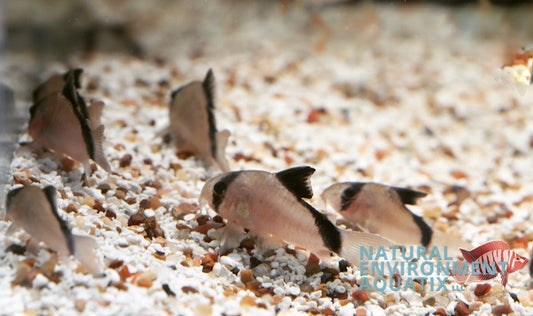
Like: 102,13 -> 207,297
32,274 -> 49,289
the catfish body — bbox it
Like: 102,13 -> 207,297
200,166 -> 390,265
5,185 -> 100,274
169,69 -> 230,172
29,69 -> 110,176
322,182 -> 469,256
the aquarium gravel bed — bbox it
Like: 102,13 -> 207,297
2,2 -> 533,315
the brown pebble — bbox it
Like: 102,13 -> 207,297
113,281 -> 128,291
139,199 -> 152,210
492,304 -> 513,316
150,197 -> 162,210
352,290 -> 369,303
240,239 -> 255,250
308,253 -> 320,266
60,157 -> 76,172
74,300 -> 86,313
181,285 -> 199,294
114,188 -> 127,200
193,223 -> 215,235
119,154 -> 132,168
196,215 -> 210,226
143,158 -> 153,165
322,307 -> 336,316
434,308 -> 447,316
305,263 -> 321,276
240,295 -> 257,307
144,180 -> 162,190
108,260 -> 124,269
65,203 -> 77,213
119,265 -> 132,281
454,301 -> 471,316
202,253 -> 218,273
307,107 -> 327,123
240,269 -> 255,285
93,200 -> 106,213
125,197 -> 136,205
474,283 -> 491,297
97,183 -> 112,194
128,212 -> 147,226
145,217 -> 165,238
176,223 -> 192,231
213,215 -> 224,223
105,210 -> 117,219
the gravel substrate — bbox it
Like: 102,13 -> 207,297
2,1 -> 533,315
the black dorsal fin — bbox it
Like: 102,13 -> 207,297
43,186 -> 75,254
6,187 -> 24,209
392,187 -> 427,205
202,69 -> 217,159
62,70 -> 95,159
276,166 -> 315,199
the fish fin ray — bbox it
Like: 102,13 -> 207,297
215,129 -> 230,172
461,241 -> 510,262
73,234 -> 101,275
339,230 -> 391,267
276,166 -> 315,199
87,100 -> 104,129
92,125 -> 111,172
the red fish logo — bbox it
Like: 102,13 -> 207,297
453,240 -> 528,286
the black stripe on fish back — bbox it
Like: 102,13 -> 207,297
202,69 -> 217,160
411,212 -> 432,248
299,200 -> 342,254
62,72 -> 95,159
212,171 -> 240,212
340,183 -> 364,211
43,186 -> 75,254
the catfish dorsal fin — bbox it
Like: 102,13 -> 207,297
43,186 -> 75,254
202,69 -> 218,159
276,166 -> 315,199
202,68 -> 216,110
392,186 -> 427,205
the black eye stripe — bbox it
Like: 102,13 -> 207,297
340,183 -> 363,211
211,171 -> 240,212
213,181 -> 226,195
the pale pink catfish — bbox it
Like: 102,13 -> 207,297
453,240 -> 528,286
29,70 -> 111,178
32,68 -> 83,104
199,166 -> 390,265
322,182 -> 469,256
169,69 -> 230,172
5,185 -> 101,274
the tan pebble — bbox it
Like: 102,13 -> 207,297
150,197 -> 162,209
192,256 -> 202,267
492,304 -> 513,316
114,189 -> 126,200
60,157 -> 76,172
509,236 -> 528,249
134,271 -> 156,288
39,253 -> 58,276
240,295 -> 257,307
13,261 -> 38,286
83,196 -> 95,208
139,199 -> 152,210
169,162 -> 182,171
355,307 -> 367,316
74,300 -> 86,312
468,300 -> 483,312
321,307 -> 336,316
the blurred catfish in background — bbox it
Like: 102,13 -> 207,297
32,68 -> 83,104
28,69 -> 111,180
5,185 -> 101,275
199,166 -> 390,266
169,69 -> 230,172
322,182 -> 470,257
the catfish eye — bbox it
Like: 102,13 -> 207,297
213,181 -> 226,195
343,186 -> 357,199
